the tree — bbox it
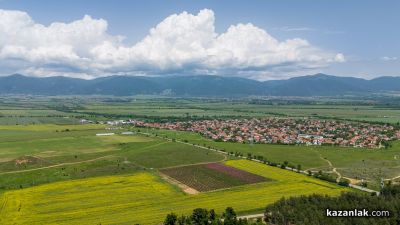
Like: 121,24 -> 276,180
297,164 -> 302,172
247,153 -> 252,159
192,208 -> 209,225
223,207 -> 237,225
338,179 -> 349,187
164,213 -> 178,225
209,209 -> 217,221
177,215 -> 188,225
164,207 -> 261,225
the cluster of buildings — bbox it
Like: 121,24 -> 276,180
131,118 -> 400,148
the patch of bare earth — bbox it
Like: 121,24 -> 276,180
159,172 -> 199,194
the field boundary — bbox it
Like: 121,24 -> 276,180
158,172 -> 199,194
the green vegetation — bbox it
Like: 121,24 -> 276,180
163,185 -> 400,225
139,128 -> 400,189
264,185 -> 400,225
164,207 -> 262,225
0,124 -> 223,190
0,160 -> 347,225
1,96 -> 400,125
0,96 -> 398,224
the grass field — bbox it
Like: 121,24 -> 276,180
0,160 -> 348,225
160,162 -> 268,192
0,124 -> 224,190
140,128 -> 400,189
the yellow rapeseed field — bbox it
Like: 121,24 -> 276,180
0,160 -> 348,225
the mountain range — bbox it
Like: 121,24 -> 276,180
0,73 -> 399,97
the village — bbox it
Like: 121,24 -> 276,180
121,118 -> 400,148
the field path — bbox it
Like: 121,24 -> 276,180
318,154 -> 342,182
0,155 -> 116,175
0,141 -> 168,175
385,175 -> 400,181
159,159 -> 225,170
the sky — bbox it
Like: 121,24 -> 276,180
0,0 -> 398,80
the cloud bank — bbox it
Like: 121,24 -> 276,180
0,9 -> 344,79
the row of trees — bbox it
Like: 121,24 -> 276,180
164,207 -> 263,225
230,152 -> 347,186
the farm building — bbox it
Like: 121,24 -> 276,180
96,133 -> 115,136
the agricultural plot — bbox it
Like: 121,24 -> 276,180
0,124 -> 224,190
160,162 -> 268,192
73,98 -> 400,123
3,96 -> 400,125
0,160 -> 348,225
120,141 -> 224,169
144,128 -> 400,189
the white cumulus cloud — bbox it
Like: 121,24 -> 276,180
381,56 -> 398,61
0,8 -> 344,79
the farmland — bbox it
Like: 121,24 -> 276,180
160,162 -> 268,192
0,96 -> 398,223
0,160 -> 347,225
0,124 -> 224,189
138,128 -> 400,189
1,96 -> 400,125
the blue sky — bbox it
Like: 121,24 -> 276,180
0,0 -> 398,80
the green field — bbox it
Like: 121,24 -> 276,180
0,160 -> 347,225
0,124 -> 224,190
1,96 -> 400,125
140,128 -> 400,189
0,97 -> 398,224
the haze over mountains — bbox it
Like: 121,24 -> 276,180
0,74 -> 399,97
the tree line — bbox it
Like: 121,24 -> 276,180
164,207 -> 263,225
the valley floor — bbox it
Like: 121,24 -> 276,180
0,160 -> 346,225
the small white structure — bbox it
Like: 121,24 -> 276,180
96,133 -> 115,136
121,132 -> 134,135
80,119 -> 94,124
